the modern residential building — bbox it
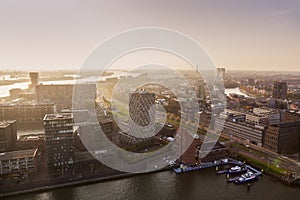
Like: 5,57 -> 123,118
0,103 -> 56,123
0,149 -> 38,182
264,121 -> 300,154
0,120 -> 17,152
128,90 -> 156,139
43,113 -> 74,177
273,81 -> 287,100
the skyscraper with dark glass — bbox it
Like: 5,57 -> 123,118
43,113 -> 74,177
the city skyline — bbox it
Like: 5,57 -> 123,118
0,1 -> 300,198
0,0 -> 300,71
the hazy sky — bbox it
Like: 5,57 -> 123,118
0,0 -> 299,71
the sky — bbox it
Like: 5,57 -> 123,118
0,0 -> 299,72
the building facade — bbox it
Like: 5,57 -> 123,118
223,120 -> 265,146
36,84 -> 74,112
43,113 -> 74,177
0,103 -> 56,123
273,81 -> 287,100
128,91 -> 156,139
264,121 -> 300,153
0,120 -> 17,152
282,110 -> 300,122
36,84 -> 96,112
0,149 -> 38,183
252,107 -> 281,125
29,72 -> 39,89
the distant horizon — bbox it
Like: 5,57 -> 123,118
1,67 -> 299,73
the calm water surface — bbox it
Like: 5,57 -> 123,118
3,168 -> 300,200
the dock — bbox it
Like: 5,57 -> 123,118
173,158 -> 263,184
173,158 -> 244,174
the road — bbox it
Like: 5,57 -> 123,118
220,133 -> 300,175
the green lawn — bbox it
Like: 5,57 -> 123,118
238,154 -> 286,176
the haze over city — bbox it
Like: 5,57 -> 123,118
0,0 -> 300,71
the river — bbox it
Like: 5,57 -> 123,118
0,72 -> 140,98
3,168 -> 299,200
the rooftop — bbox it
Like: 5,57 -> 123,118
43,113 -> 73,121
271,121 -> 300,128
0,120 -> 17,128
98,117 -> 113,124
130,90 -> 155,95
0,100 -> 55,107
18,134 -> 45,142
0,149 -> 38,161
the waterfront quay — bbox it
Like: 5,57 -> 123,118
0,157 -> 262,198
174,158 -> 261,176
2,165 -> 300,200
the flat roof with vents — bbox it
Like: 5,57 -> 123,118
0,149 -> 37,161
43,113 -> 73,121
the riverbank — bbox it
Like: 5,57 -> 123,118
0,167 -> 171,198
236,154 -> 300,186
1,155 -> 298,199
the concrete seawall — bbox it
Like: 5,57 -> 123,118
0,168 -> 171,198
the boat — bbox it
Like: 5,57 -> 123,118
217,165 -> 247,175
228,165 -> 248,174
173,164 -> 202,174
234,171 -> 257,184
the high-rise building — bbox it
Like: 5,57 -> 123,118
128,90 -> 156,139
29,72 -> 39,89
0,120 -> 17,152
217,67 -> 226,78
273,81 -> 287,100
247,78 -> 255,86
43,113 -> 74,177
29,72 -> 39,85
